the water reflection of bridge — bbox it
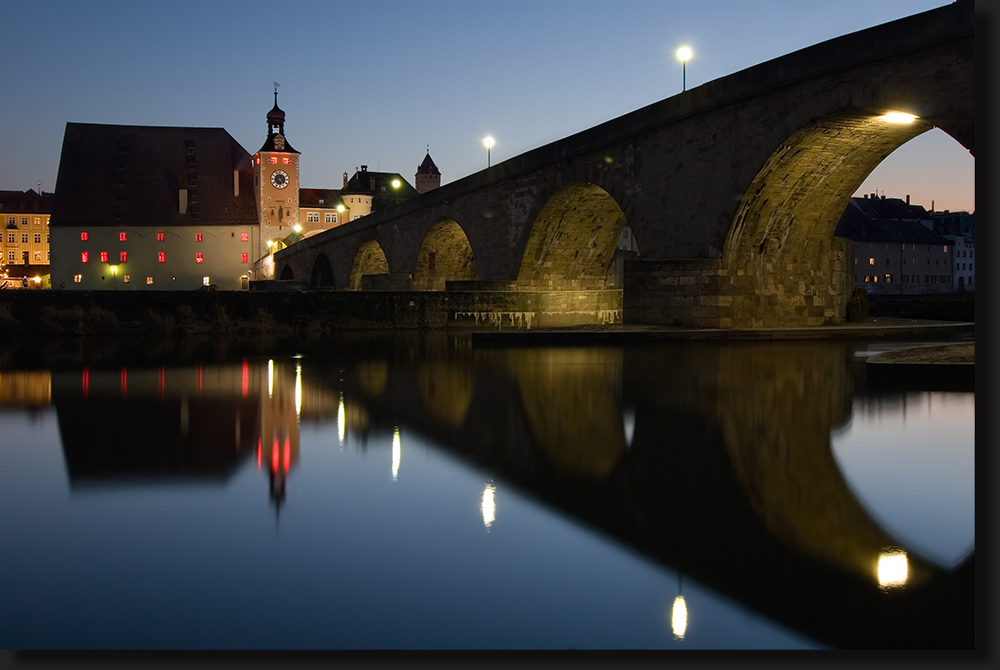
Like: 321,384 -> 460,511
29,338 -> 972,649
329,341 -> 972,649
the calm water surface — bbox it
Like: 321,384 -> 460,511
0,334 -> 975,649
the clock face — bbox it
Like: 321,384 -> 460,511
270,169 -> 289,189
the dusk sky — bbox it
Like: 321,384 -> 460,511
5,0 -> 974,213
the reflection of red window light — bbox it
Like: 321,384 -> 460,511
241,232 -> 249,242
100,251 -> 108,263
197,364 -> 203,395
257,439 -> 262,470
119,232 -> 127,242
241,253 -> 248,263
242,359 -> 249,397
272,439 -> 279,472
158,251 -> 166,263
120,251 -> 128,263
284,437 -> 291,471
81,232 -> 88,241
82,367 -> 89,398
195,252 -> 203,263
81,251 -> 89,263
158,366 -> 165,397
157,232 -> 165,242
121,367 -> 128,399
195,233 -> 203,242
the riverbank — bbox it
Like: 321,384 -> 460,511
864,341 -> 975,389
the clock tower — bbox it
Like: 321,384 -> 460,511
253,84 -> 300,261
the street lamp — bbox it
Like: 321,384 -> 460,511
483,136 -> 495,168
676,46 -> 692,92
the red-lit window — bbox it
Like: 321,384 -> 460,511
80,232 -> 88,241
158,252 -> 166,263
195,252 -> 204,264
195,233 -> 203,242
282,157 -> 290,164
241,253 -> 248,263
119,232 -> 127,242
157,232 -> 165,242
240,232 -> 249,242
255,155 -> 260,165
100,251 -> 108,263
81,251 -> 89,263
120,251 -> 128,263
268,157 -> 278,164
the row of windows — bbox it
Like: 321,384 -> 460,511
958,249 -> 974,258
6,217 -> 46,227
6,251 -> 48,262
81,252 -> 248,264
73,274 -> 219,286
257,156 -> 293,165
865,256 -> 950,266
6,233 -> 47,244
304,212 -> 339,223
79,231 -> 250,243
865,274 -> 952,284
858,242 -> 950,252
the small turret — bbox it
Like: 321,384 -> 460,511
415,152 -> 441,194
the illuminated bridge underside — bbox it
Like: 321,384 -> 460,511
517,183 -> 626,289
412,219 -> 478,291
350,240 -> 389,291
274,2 -> 972,329
722,111 -> 932,327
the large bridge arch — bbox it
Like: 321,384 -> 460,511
516,181 -> 629,289
722,108 -> 935,326
349,240 -> 389,290
411,218 -> 479,291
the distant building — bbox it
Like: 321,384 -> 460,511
415,152 -> 441,194
49,91 -> 437,289
50,123 -> 259,291
929,209 -> 974,238
944,233 -> 975,291
1,189 -> 53,283
834,196 -> 955,294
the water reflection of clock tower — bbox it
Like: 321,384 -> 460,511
253,87 -> 300,261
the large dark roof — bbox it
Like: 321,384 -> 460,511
416,152 -> 440,176
51,123 -> 258,228
834,198 -> 951,245
0,188 -> 52,215
342,167 -> 420,211
299,188 -> 344,209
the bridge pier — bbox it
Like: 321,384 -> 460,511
624,236 -> 854,328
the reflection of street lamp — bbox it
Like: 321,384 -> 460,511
483,136 -> 494,168
676,46 -> 692,92
671,573 -> 687,639
110,265 -> 118,289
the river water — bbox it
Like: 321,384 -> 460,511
0,333 -> 975,649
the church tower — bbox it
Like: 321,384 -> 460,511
415,152 -> 441,194
253,85 -> 300,261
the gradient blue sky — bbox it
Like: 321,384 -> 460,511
4,0 -> 974,213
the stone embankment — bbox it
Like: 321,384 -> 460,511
865,341 -> 975,388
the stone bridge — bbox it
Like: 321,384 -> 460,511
274,2 -> 973,328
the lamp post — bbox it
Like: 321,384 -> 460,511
483,136 -> 495,168
676,46 -> 692,92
